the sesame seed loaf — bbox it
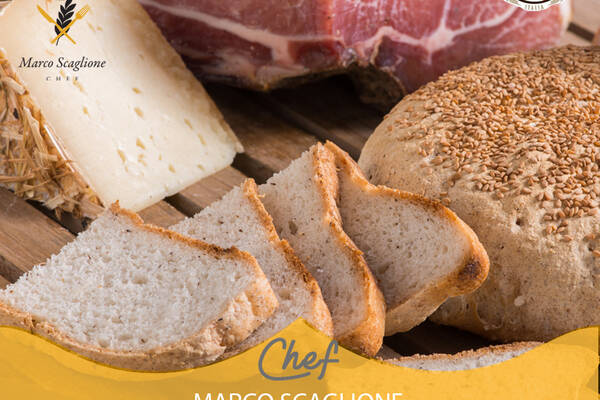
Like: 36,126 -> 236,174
325,142 -> 489,335
382,342 -> 539,370
359,45 -> 600,341
0,203 -> 278,371
170,179 -> 333,357
259,143 -> 386,356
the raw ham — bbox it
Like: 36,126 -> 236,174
140,0 -> 571,105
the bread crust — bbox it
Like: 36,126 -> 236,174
0,204 -> 278,371
383,341 -> 540,369
311,144 -> 386,356
326,142 -> 489,335
240,178 -> 333,336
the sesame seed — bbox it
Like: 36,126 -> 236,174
408,47 -> 600,226
585,233 -> 597,241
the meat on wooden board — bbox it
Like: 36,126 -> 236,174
140,0 -> 571,105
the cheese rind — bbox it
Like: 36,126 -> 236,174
0,0 -> 242,214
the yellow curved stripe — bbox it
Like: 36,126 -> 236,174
0,320 -> 597,400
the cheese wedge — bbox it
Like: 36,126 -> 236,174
0,0 -> 242,216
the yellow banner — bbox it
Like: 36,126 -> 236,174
0,320 -> 597,400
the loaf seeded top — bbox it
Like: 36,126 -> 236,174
382,45 -> 600,240
359,45 -> 600,341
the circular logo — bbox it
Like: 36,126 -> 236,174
504,0 -> 565,11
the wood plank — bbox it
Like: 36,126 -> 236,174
0,190 -> 183,286
572,0 -> 600,37
560,29 -> 592,45
267,77 -> 382,159
0,275 -> 10,289
29,202 -> 88,235
170,167 -> 247,217
30,199 -> 185,234
138,202 -> 185,227
207,85 -> 319,182
0,188 -> 74,282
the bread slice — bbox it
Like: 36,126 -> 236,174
259,143 -> 385,356
170,179 -> 333,356
375,344 -> 402,360
382,342 -> 539,370
325,142 -> 489,335
0,204 -> 277,371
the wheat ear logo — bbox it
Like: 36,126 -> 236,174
37,0 -> 90,46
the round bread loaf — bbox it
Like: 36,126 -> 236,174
358,45 -> 600,342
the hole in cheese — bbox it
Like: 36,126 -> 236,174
117,150 -> 126,163
73,80 -> 85,93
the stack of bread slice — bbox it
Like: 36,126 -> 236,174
0,141 -> 491,371
258,143 -> 489,352
170,179 -> 333,357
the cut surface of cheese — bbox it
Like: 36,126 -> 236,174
0,0 -> 241,214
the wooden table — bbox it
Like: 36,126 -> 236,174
0,0 -> 596,357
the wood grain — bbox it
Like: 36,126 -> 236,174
0,275 -> 9,289
138,202 -> 185,227
268,78 -> 382,159
170,167 -> 246,217
208,85 -> 319,182
0,188 -> 73,282
32,200 -> 187,235
560,30 -> 592,45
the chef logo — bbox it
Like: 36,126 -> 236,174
37,0 -> 90,46
503,0 -> 565,11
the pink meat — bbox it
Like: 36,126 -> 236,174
140,0 -> 570,96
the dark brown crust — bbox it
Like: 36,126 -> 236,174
0,204 -> 278,371
384,341 -> 541,368
240,179 -> 333,336
324,141 -> 490,335
311,143 -> 386,356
